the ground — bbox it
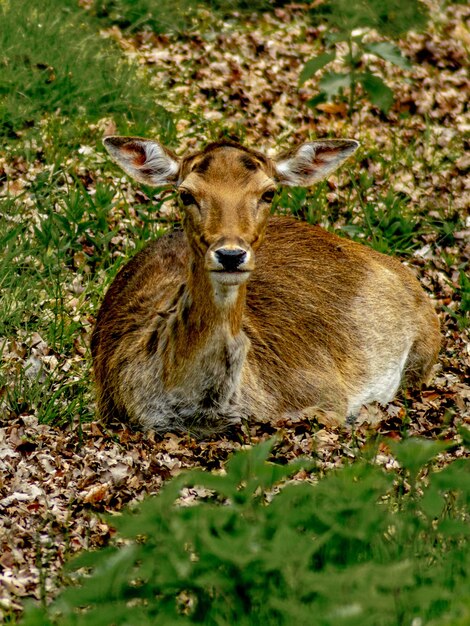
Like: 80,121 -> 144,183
0,0 -> 469,619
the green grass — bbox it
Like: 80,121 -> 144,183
444,269 -> 470,331
0,0 -> 175,140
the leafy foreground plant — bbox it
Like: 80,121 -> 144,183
22,436 -> 470,625
301,0 -> 429,114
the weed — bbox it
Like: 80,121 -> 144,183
300,0 -> 429,114
273,183 -> 330,227
345,184 -> 424,254
1,361 -> 93,428
273,176 -> 423,255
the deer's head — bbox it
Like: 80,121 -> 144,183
104,136 -> 358,293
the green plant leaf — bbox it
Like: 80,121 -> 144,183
299,52 -> 336,84
389,438 -> 451,477
306,92 -> 328,108
318,71 -> 351,97
358,72 -> 394,112
430,458 -> 470,495
364,41 -> 412,70
21,441 -> 470,625
458,426 -> 470,449
420,485 -> 445,518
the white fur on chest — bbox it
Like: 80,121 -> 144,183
121,330 -> 249,433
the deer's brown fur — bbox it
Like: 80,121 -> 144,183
91,137 -> 440,434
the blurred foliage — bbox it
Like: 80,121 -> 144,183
22,436 -> 470,625
89,0 -> 290,33
308,0 -> 429,38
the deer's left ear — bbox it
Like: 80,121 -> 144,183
103,136 -> 180,186
274,139 -> 359,187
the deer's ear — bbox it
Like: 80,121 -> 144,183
103,136 -> 180,186
274,139 -> 359,187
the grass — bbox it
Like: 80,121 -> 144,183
444,269 -> 470,331
0,163 -> 173,425
88,0 -> 287,34
0,0 -> 175,140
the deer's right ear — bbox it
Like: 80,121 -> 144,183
103,136 -> 180,186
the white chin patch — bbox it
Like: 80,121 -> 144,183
211,271 -> 250,286
210,272 -> 250,307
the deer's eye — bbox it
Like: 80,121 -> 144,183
179,191 -> 197,206
261,189 -> 275,204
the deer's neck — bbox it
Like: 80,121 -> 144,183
187,258 -> 246,337
160,256 -> 249,392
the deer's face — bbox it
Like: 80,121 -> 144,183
102,135 -> 359,291
177,146 -> 276,286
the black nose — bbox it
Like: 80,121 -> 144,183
215,248 -> 247,271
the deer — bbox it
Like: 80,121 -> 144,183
91,136 -> 440,436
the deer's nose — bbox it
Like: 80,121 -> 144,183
215,248 -> 247,271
